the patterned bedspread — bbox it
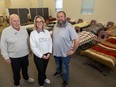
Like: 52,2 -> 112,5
82,23 -> 104,35
78,31 -> 97,46
80,37 -> 116,69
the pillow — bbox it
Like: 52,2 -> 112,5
106,28 -> 116,37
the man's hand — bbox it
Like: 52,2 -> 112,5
67,49 -> 75,56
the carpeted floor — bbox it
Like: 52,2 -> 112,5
0,51 -> 116,87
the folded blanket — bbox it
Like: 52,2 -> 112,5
78,31 -> 97,46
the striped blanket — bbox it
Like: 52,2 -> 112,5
80,37 -> 116,69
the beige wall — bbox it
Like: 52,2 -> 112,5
0,0 -> 39,16
44,0 -> 116,24
10,0 -> 35,8
0,0 -> 5,16
63,0 -> 116,24
4,0 -> 11,8
94,0 -> 116,24
0,0 -> 116,24
43,0 -> 56,17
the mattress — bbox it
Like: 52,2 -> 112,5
80,37 -> 116,69
73,21 -> 90,28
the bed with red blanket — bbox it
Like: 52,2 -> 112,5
80,37 -> 116,69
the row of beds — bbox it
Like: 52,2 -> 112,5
24,19 -> 116,74
71,20 -> 116,74
72,20 -> 116,75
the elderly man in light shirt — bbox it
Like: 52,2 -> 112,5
0,14 -> 34,87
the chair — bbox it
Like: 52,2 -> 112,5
67,17 -> 76,25
105,21 -> 114,30
90,20 -> 97,26
77,19 -> 83,23
75,26 -> 81,33
66,17 -> 71,21
97,30 -> 108,42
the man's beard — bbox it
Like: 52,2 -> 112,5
57,20 -> 66,27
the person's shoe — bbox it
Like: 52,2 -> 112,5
15,85 -> 20,87
53,72 -> 61,77
44,79 -> 51,84
40,86 -> 44,87
63,81 -> 68,87
27,78 -> 35,83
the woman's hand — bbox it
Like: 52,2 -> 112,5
5,59 -> 11,64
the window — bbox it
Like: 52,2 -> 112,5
81,0 -> 95,14
55,0 -> 63,12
